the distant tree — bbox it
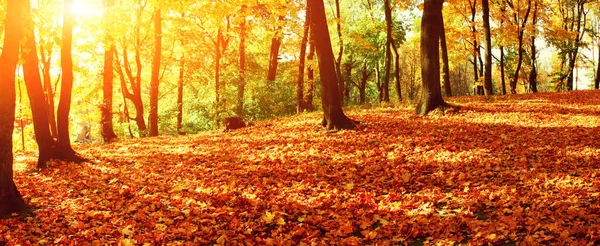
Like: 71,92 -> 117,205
297,0 -> 311,113
267,16 -> 284,88
0,0 -> 27,217
415,0 -> 449,115
310,0 -> 355,130
528,1 -> 538,93
237,6 -> 247,117
101,0 -> 118,142
509,0 -> 531,94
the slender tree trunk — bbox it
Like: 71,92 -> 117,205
596,38 -> 600,89
510,0 -> 531,94
529,2 -> 538,93
482,0 -> 493,95
267,16 -> 284,88
360,61 -> 369,104
215,27 -> 222,125
297,1 -> 310,113
500,46 -> 507,95
415,0 -> 447,116
566,1 -> 587,91
22,0 -> 58,168
440,14 -> 452,97
148,9 -> 161,137
39,42 -> 58,140
383,0 -> 394,103
56,0 -> 81,159
469,0 -> 479,84
101,0 -> 117,142
304,36 -> 315,111
334,0 -> 345,104
237,9 -> 247,117
177,56 -> 184,134
0,0 -> 27,217
309,0 -> 355,131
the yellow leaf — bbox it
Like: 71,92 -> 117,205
154,223 -> 167,232
262,211 -> 275,224
487,233 -> 497,240
276,217 -> 286,225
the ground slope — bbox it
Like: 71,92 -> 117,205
2,90 -> 600,245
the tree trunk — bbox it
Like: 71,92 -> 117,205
237,9 -> 247,117
596,38 -> 600,89
500,46 -> 507,95
177,56 -> 184,134
304,36 -> 315,112
482,0 -> 493,95
469,0 -> 478,84
359,61 -> 369,104
565,1 -> 587,91
383,0 -> 393,103
334,0 -> 345,105
101,0 -> 117,142
0,0 -> 27,217
309,0 -> 355,131
39,41 -> 58,140
56,0 -> 80,160
510,0 -> 531,94
415,0 -> 447,116
440,14 -> 452,97
297,1 -> 310,113
267,16 -> 284,88
528,2 -> 538,93
148,9 -> 161,137
22,0 -> 58,168
215,27 -> 223,126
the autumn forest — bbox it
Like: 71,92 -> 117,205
1,0 -> 600,244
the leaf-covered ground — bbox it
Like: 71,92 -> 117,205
3,91 -> 600,245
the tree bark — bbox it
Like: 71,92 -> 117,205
0,0 -> 27,217
309,0 -> 355,131
415,0 -> 447,116
297,1 -> 310,113
177,56 -> 184,134
304,36 -> 315,112
565,1 -> 587,91
267,16 -> 284,88
56,0 -> 80,160
500,46 -> 506,94
528,1 -> 538,93
39,40 -> 58,140
510,0 -> 532,94
596,38 -> 600,89
21,0 -> 58,168
334,0 -> 345,104
440,14 -> 452,97
237,8 -> 247,117
101,0 -> 117,142
383,0 -> 394,103
469,0 -> 479,84
482,0 -> 493,95
148,8 -> 161,137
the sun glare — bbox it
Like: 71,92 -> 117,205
71,0 -> 102,17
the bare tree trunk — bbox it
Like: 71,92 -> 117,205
304,36 -> 315,112
22,0 -> 58,168
415,0 -> 447,116
176,56 -> 184,134
101,0 -> 117,142
56,0 -> 81,160
148,8 -> 161,137
510,0 -> 532,94
215,27 -> 222,125
237,9 -> 247,117
500,46 -> 507,94
39,41 -> 58,139
334,0 -> 345,104
482,0 -> 493,95
0,0 -> 27,217
440,14 -> 452,97
528,1 -> 538,93
309,0 -> 355,131
383,0 -> 393,103
267,16 -> 284,88
297,1 -> 310,113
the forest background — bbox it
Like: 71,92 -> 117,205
6,0 -> 600,150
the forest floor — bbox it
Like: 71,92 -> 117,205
2,90 -> 600,245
